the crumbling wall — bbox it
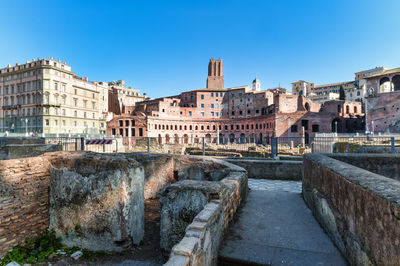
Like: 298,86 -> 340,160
328,153 -> 400,181
303,153 -> 400,265
225,158 -> 303,180
49,155 -> 145,251
162,162 -> 248,266
0,152 -> 82,257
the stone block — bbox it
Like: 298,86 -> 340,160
172,236 -> 199,257
49,156 -> 144,252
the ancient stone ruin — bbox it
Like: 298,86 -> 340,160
0,151 -> 248,265
49,155 -> 145,251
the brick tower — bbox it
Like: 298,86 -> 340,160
206,58 -> 224,89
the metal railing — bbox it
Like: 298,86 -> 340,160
2,133 -> 398,157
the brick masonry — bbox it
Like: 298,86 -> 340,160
0,152 -> 82,257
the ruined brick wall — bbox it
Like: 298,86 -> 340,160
0,156 -> 52,256
0,152 -> 82,257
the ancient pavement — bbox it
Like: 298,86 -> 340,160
218,179 -> 347,266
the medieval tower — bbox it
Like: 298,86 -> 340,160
206,58 -> 224,89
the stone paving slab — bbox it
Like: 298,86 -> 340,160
248,179 -> 302,193
219,179 -> 347,266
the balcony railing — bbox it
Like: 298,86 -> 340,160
2,104 -> 21,110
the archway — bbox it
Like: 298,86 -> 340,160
219,133 -> 224,144
158,134 -> 162,145
259,133 -> 263,144
165,134 -> 170,144
249,133 -> 255,143
229,133 -> 235,143
305,102 -> 310,111
331,119 -> 341,133
393,75 -> 400,91
174,134 -> 179,144
205,134 -> 212,143
239,133 -> 246,144
183,134 -> 189,144
379,77 -> 391,93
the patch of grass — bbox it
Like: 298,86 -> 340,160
0,230 -> 62,266
1,230 -> 112,265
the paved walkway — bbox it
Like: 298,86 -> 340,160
219,179 -> 347,266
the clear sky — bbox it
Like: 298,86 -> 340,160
1,0 -> 400,98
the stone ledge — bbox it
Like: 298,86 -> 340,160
303,153 -> 400,265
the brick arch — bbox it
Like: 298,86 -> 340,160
393,75 -> 400,91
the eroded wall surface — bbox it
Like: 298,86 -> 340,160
303,154 -> 400,265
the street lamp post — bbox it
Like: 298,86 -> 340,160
335,121 -> 338,134
371,121 -> 374,135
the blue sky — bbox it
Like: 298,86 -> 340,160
1,0 -> 400,98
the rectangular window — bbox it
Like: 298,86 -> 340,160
201,104 -> 204,108
45,119 -> 49,126
211,104 -> 214,108
125,120 -> 129,126
211,92 -> 214,97
125,128 -> 128,136
291,125 -> 298,132
132,128 -> 135,136
112,128 -> 116,135
139,128 -> 143,136
189,111 -> 192,116
201,111 -> 204,116
201,95 -> 204,99
312,124 -> 319,132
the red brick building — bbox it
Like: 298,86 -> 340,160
107,58 -> 364,146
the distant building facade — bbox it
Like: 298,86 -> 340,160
108,58 -> 364,145
0,58 -> 109,135
108,80 -> 148,115
364,68 -> 400,133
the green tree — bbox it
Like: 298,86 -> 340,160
339,85 -> 346,100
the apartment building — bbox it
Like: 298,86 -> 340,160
0,58 -> 109,135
